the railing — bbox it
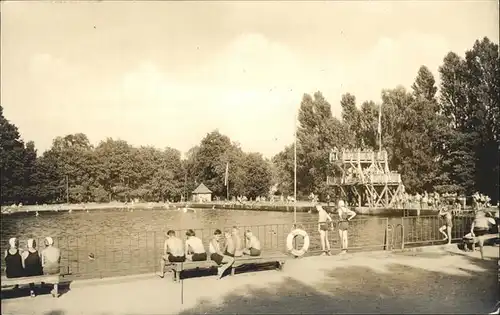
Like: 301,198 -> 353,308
399,215 -> 475,246
327,173 -> 402,186
369,173 -> 401,184
1,215 -> 486,281
329,150 -> 388,163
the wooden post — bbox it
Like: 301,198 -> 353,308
181,278 -> 184,304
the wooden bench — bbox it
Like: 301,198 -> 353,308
231,253 -> 288,276
166,252 -> 290,281
1,274 -> 60,297
167,260 -> 218,282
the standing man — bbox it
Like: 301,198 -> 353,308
337,200 -> 357,254
438,207 -> 453,244
317,205 -> 333,256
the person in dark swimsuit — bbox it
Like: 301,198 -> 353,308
22,239 -> 43,297
317,205 -> 333,256
5,237 -> 24,279
438,207 -> 453,244
337,200 -> 357,254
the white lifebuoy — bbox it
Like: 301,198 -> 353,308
286,229 -> 310,257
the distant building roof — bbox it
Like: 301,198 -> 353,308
192,183 -> 212,194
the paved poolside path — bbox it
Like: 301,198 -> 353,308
2,245 -> 499,315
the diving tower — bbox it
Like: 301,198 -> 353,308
327,148 -> 405,208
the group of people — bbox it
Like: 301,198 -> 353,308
439,204 -> 499,259
462,209 -> 498,259
4,236 -> 61,297
472,192 -> 492,209
316,200 -> 357,256
159,226 -> 261,279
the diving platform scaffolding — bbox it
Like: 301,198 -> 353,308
327,149 -> 405,208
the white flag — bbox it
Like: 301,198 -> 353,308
224,162 -> 229,186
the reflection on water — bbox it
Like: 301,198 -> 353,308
0,208 -> 474,280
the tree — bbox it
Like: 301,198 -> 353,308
340,93 -> 360,147
95,138 -> 136,201
189,130 -> 245,198
46,133 -> 98,202
438,37 -> 499,201
0,105 -> 29,204
23,141 -> 38,203
272,145 -> 294,196
297,92 -> 350,197
241,153 -> 272,199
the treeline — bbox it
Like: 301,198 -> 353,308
0,117 -> 273,204
273,37 -> 499,202
1,37 -> 498,205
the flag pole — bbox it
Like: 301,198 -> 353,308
225,162 -> 229,201
294,111 -> 297,225
378,103 -> 382,152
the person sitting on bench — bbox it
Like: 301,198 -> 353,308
209,229 -> 234,279
231,227 -> 244,257
242,230 -> 261,256
30,237 -> 60,298
41,237 -> 60,275
22,239 -> 43,297
185,229 -> 207,261
158,230 -> 185,278
224,230 -> 236,257
5,237 -> 24,280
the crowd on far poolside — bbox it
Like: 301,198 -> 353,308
3,236 -> 61,297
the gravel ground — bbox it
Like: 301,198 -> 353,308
1,245 -> 499,315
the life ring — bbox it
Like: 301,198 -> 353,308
286,229 -> 310,257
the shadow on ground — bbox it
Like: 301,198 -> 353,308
0,281 -> 72,300
179,251 -> 499,314
179,262 -> 281,280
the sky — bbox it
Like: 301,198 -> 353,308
1,1 -> 498,158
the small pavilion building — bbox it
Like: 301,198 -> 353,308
191,183 -> 212,202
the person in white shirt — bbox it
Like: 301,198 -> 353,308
185,229 -> 207,261
209,229 -> 234,279
337,200 -> 356,254
317,205 -> 333,256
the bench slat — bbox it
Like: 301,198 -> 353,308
1,274 -> 60,287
